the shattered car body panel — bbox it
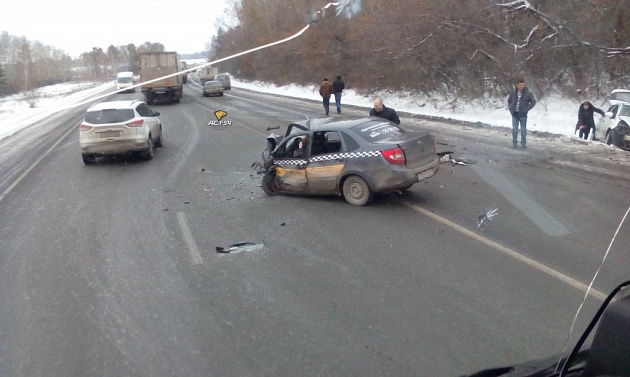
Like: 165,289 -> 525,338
255,117 -> 439,205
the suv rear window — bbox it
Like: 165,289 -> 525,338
352,121 -> 405,142
85,109 -> 135,124
611,91 -> 630,103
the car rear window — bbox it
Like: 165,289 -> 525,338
352,121 -> 405,142
611,91 -> 630,103
85,109 -> 135,124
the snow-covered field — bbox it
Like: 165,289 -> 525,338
0,76 -> 619,148
0,81 -> 115,141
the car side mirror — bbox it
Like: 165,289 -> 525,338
266,133 -> 283,152
605,111 -> 613,118
153,111 -> 160,117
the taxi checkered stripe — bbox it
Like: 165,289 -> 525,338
280,159 -> 307,165
309,151 -> 381,162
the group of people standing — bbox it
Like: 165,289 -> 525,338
319,76 -> 603,147
318,75 -> 345,115
508,78 -> 605,145
319,75 -> 401,125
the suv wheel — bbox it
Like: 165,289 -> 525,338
155,127 -> 163,148
143,137 -> 154,160
82,154 -> 96,165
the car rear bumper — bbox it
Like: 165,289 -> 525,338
366,156 -> 439,192
80,139 -> 149,155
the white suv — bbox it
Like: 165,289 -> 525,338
79,100 -> 163,164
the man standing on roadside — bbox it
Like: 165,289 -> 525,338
319,78 -> 333,115
507,78 -> 536,148
333,75 -> 345,114
369,97 -> 400,125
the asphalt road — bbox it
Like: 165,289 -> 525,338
0,79 -> 628,376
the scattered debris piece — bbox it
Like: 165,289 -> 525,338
184,201 -> 190,204
436,151 -> 454,157
198,167 -> 206,172
477,207 -> 498,228
266,126 -> 280,131
280,222 -> 286,226
216,242 -> 266,254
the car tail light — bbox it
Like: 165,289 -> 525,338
381,147 -> 405,164
126,119 -> 144,127
79,122 -> 92,131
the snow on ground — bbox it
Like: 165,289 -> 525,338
0,81 -> 115,141
231,78 -> 593,138
0,76 -> 611,143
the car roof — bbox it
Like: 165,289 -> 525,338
288,117 -> 390,132
609,89 -> 630,106
88,100 -> 143,111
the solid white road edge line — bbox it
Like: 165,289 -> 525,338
0,121 -> 77,203
396,198 -> 607,301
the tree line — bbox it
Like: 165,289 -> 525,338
0,31 -> 166,96
210,0 -> 630,100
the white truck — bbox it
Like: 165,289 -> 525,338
197,65 -> 218,85
115,71 -> 135,93
139,51 -> 184,105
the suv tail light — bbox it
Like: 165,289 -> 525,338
126,119 -> 144,127
381,147 -> 405,164
79,123 -> 92,131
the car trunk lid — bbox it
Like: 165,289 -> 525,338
392,132 -> 436,169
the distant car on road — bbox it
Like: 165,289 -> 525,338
79,100 -> 163,164
203,80 -> 224,97
214,74 -> 231,90
254,117 -> 439,206
595,90 -> 630,150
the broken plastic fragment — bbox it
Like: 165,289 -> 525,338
216,242 -> 266,254
477,207 -> 498,228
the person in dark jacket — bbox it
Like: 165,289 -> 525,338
332,75 -> 345,114
369,97 -> 400,125
507,78 -> 536,148
319,78 -> 333,115
576,101 -> 605,140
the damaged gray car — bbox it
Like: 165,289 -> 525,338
253,117 -> 439,206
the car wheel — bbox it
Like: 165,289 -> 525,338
342,175 -> 372,206
155,127 -> 163,148
143,137 -> 154,160
605,130 -> 613,146
220,93 -> 224,96
261,174 -> 279,196
82,154 -> 96,165
203,93 -> 207,97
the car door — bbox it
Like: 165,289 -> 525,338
305,131 -> 346,192
596,104 -> 617,141
136,102 -> 160,141
271,134 -> 310,192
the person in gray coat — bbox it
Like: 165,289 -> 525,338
507,78 -> 536,148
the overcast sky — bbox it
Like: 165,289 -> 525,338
0,0 -> 229,58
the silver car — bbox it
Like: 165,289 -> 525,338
214,74 -> 231,90
79,100 -> 163,164
203,80 -> 224,97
